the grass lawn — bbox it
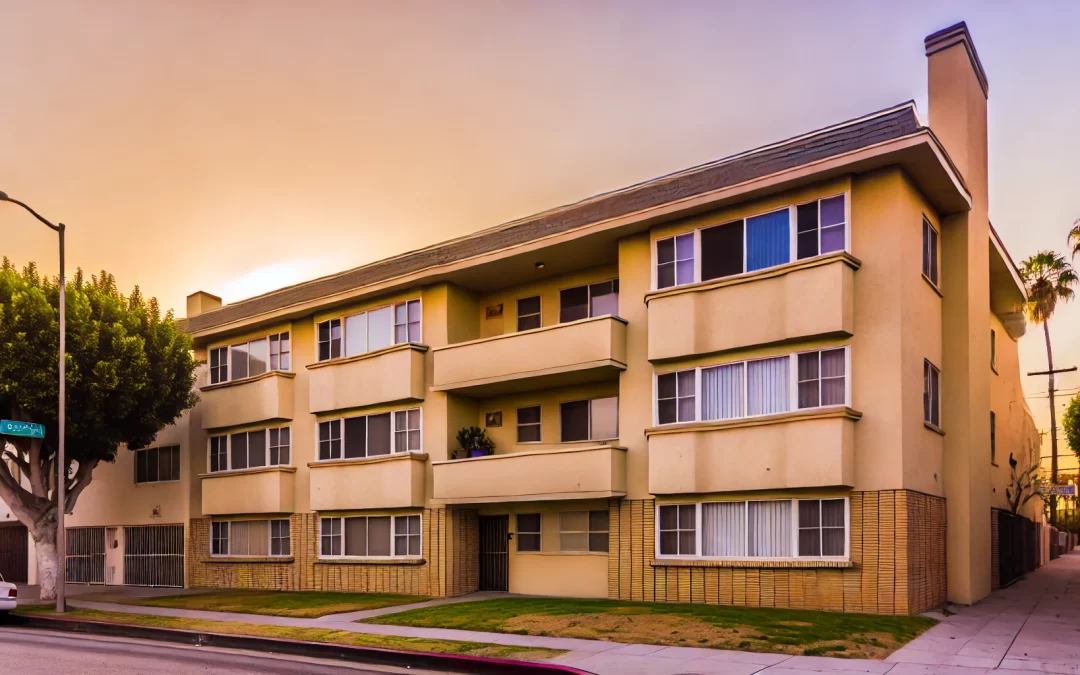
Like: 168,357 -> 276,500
85,589 -> 426,618
366,597 -> 936,659
14,606 -> 563,662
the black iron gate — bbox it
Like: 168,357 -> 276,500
479,515 -> 508,592
124,525 -> 184,587
998,510 -> 1037,588
0,524 -> 28,583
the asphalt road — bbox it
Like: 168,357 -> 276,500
0,626 -> 446,674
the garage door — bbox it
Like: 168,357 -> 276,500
124,525 -> 184,587
0,524 -> 28,583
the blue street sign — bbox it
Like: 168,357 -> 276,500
0,420 -> 45,439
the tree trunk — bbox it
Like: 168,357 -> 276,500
31,523 -> 59,601
1045,320 -> 1059,527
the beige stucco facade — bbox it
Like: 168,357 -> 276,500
28,22 -> 1042,611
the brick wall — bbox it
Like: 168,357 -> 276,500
608,490 -> 946,615
189,506 -> 479,597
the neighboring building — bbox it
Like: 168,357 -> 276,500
21,22 -> 1041,613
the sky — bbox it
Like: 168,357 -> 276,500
1,0 -> 1079,466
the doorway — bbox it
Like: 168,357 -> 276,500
0,524 -> 28,583
478,515 -> 508,592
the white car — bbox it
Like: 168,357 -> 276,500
0,574 -> 16,612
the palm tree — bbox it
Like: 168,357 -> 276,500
1019,251 -> 1078,526
1068,217 -> 1080,260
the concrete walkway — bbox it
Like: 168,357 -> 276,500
28,551 -> 1080,674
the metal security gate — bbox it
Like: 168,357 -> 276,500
479,515 -> 509,592
124,525 -> 184,587
66,527 -> 106,584
0,524 -> 28,583
998,510 -> 1037,588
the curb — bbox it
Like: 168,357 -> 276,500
4,613 -> 594,674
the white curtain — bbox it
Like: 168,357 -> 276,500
748,357 -> 789,416
702,502 -> 746,556
229,520 -> 269,556
748,501 -> 791,557
701,363 -> 744,421
345,312 -> 368,357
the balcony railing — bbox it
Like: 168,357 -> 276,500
201,466 -> 296,515
307,343 -> 427,414
309,452 -> 428,511
200,371 -> 295,430
432,315 -> 627,397
432,444 -> 627,504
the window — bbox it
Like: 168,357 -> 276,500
657,370 -> 696,425
318,408 -> 421,461
209,347 -> 228,384
210,519 -> 290,558
269,332 -> 291,371
367,306 -> 393,352
990,411 -> 997,464
517,296 -> 541,331
922,217 -> 939,285
990,329 -> 997,371
655,194 -> 849,289
320,515 -> 420,558
394,299 -> 422,343
797,499 -> 846,557
209,428 -> 290,472
516,513 -> 541,552
517,406 -> 541,443
135,446 -> 180,484
658,504 -> 696,556
659,499 -> 848,559
659,349 -> 846,425
924,360 -> 940,427
559,510 -> 608,553
797,348 -> 846,409
796,196 -> 847,260
560,397 -> 618,442
317,318 -> 342,361
559,280 -> 619,323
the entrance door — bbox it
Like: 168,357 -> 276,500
479,515 -> 509,592
105,527 -> 124,586
0,524 -> 28,583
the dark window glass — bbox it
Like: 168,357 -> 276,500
321,518 -> 341,556
145,446 -> 158,483
211,522 -> 228,556
924,361 -> 941,427
367,413 -> 392,456
559,286 -> 589,323
269,428 -> 290,465
990,411 -> 997,463
247,431 -> 266,468
135,448 -> 148,484
210,436 -> 226,472
589,510 -> 609,552
517,513 -> 541,552
209,347 -> 228,384
170,446 -> 181,481
318,319 -> 342,361
589,280 -> 618,317
517,296 -> 541,331
230,343 -> 249,380
923,218 -> 939,285
344,416 -> 367,459
230,433 -> 248,470
319,420 -> 341,460
560,400 -> 589,442
344,517 -> 367,556
700,221 -> 744,281
797,202 -> 819,260
517,406 -> 541,443
367,516 -> 392,556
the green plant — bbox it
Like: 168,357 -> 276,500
455,426 -> 495,458
1005,453 -> 1044,515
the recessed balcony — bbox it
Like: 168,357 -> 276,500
647,407 -> 859,494
309,452 -> 428,511
200,371 -> 295,430
432,444 -> 627,504
646,253 -> 858,361
307,344 -> 427,414
201,466 -> 296,515
432,315 -> 627,397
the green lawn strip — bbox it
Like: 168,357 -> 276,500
365,597 -> 935,657
84,589 -> 426,618
14,606 -> 563,662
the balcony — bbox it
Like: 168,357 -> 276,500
432,315 -> 627,397
647,407 -> 859,494
432,444 -> 627,504
201,371 -> 295,430
308,344 -> 427,414
646,253 -> 858,361
201,466 -> 296,515
309,453 -> 428,511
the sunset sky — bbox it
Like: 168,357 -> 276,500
2,1 -> 1079,458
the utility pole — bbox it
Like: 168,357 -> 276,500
1028,365 -> 1077,527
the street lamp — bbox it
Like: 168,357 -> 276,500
0,191 -> 67,613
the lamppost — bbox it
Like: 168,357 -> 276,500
0,191 -> 66,613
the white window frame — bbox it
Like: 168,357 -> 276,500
654,346 -> 850,426
134,445 -> 181,485
557,279 -> 620,323
209,346 -> 229,384
315,298 -> 423,362
922,216 -> 939,286
559,396 -> 619,442
206,427 -> 292,473
209,518 -> 292,558
315,407 -> 423,462
268,331 -> 291,372
655,498 -> 850,562
652,191 -> 851,291
317,514 -> 422,560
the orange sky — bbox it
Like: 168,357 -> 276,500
2,0 -> 1079,455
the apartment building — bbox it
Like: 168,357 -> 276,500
4,23 -> 1042,613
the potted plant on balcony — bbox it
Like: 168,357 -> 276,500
456,426 -> 495,459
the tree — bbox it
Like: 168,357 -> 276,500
1019,251 -> 1078,526
0,260 -> 198,599
1063,394 -> 1080,462
1004,452 -> 1042,516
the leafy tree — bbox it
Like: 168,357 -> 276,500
1063,394 -> 1080,463
1004,452 -> 1042,516
0,260 -> 198,599
1019,251 -> 1078,526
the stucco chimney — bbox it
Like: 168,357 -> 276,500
186,291 -> 222,318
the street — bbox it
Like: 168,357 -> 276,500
0,627 -> 446,675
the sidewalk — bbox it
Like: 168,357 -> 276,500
32,551 -> 1080,674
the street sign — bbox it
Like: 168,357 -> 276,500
0,420 -> 45,439
1038,484 -> 1077,496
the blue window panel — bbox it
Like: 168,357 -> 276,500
746,210 -> 790,271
